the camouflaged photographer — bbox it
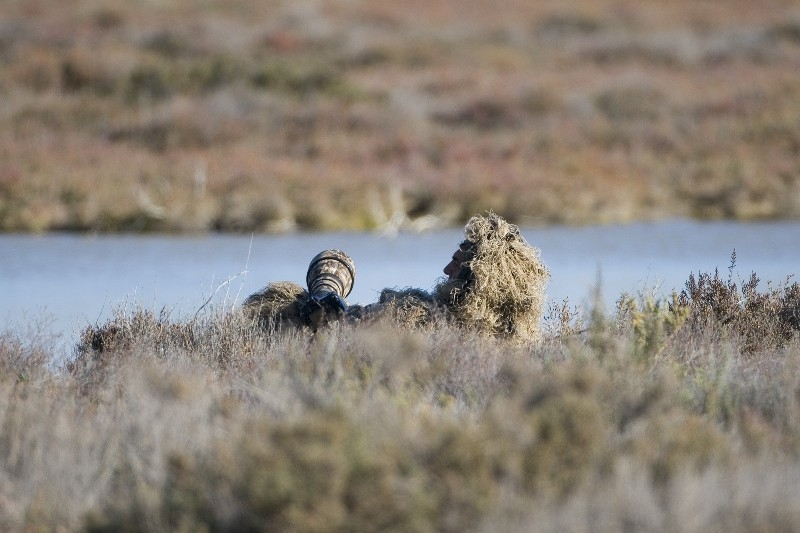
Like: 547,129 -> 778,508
243,213 -> 550,343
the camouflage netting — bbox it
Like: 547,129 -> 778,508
242,281 -> 311,332
432,212 -> 550,342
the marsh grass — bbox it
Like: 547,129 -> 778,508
1,265 -> 800,531
2,0 -> 800,232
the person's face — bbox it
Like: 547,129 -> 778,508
443,248 -> 468,280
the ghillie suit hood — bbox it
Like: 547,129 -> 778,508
432,213 -> 549,342
242,281 -> 311,333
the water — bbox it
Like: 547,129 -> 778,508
2,220 -> 799,356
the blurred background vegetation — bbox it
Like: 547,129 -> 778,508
1,0 -> 799,232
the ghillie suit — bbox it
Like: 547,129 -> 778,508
243,213 -> 549,343
361,213 -> 550,342
243,281 -> 311,333
361,287 -> 440,328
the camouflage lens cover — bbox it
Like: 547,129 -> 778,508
306,249 -> 356,298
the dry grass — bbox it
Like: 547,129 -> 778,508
1,265 -> 800,531
2,0 -> 800,232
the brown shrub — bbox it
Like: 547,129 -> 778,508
675,252 -> 800,353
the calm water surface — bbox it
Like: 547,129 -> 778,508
2,220 -> 799,355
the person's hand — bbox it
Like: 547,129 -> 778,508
301,292 -> 348,330
316,292 -> 348,314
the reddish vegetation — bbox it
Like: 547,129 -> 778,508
1,0 -> 799,232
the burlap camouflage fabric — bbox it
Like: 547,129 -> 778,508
242,213 -> 549,342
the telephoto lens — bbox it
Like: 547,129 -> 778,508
306,249 -> 356,298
